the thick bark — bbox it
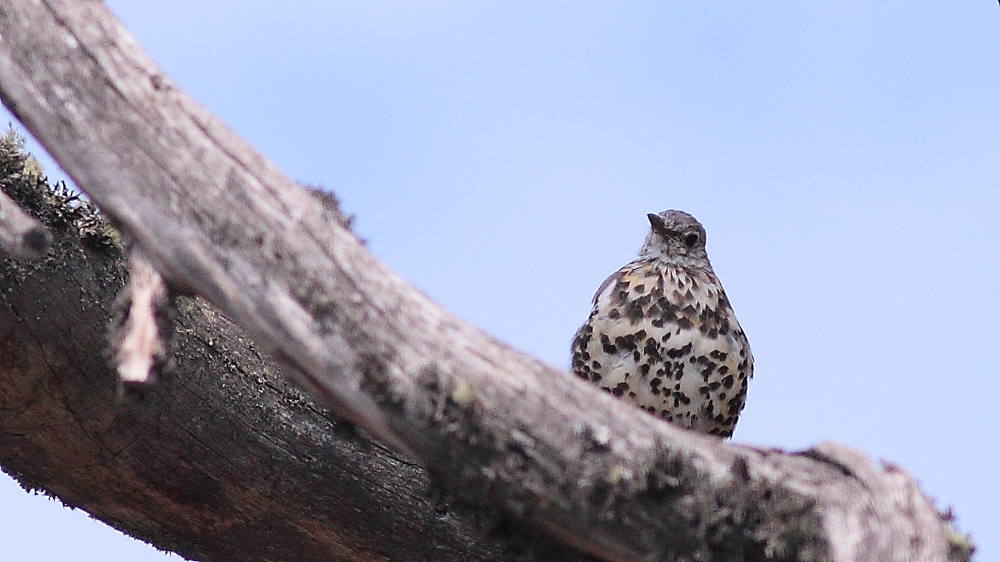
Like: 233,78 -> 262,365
0,2 -> 969,562
0,150 -> 529,562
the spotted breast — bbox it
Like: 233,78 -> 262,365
571,210 -> 753,437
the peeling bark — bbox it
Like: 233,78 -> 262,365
110,250 -> 172,390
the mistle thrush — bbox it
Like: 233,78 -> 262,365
571,210 -> 753,437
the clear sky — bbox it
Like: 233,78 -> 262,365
2,1 -> 998,560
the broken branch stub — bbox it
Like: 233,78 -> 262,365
0,171 -> 50,260
109,250 -> 174,398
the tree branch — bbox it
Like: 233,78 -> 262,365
0,152 -> 533,562
0,2 -> 968,561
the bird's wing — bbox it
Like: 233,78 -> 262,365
591,259 -> 651,305
592,271 -> 620,305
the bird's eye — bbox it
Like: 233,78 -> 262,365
683,233 -> 699,247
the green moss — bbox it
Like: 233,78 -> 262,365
0,127 -> 122,254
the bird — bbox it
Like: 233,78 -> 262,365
571,210 -> 753,438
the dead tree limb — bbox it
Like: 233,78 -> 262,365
0,2 -> 969,561
0,189 -> 511,562
0,156 -> 49,259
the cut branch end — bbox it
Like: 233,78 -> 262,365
0,188 -> 50,260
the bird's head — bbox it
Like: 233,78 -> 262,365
639,210 -> 712,268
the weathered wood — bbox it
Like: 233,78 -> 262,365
110,250 -> 172,389
0,165 -> 529,562
0,2 -> 968,561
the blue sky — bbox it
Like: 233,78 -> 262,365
2,1 -> 998,560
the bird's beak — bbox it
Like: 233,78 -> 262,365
647,213 -> 669,236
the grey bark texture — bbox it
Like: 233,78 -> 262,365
0,2 -> 972,561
